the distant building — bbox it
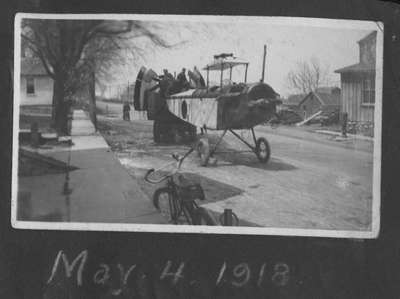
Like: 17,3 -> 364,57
20,58 -> 53,106
280,94 -> 305,112
298,87 -> 341,119
335,31 -> 376,135
281,87 -> 340,120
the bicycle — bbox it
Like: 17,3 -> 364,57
144,147 -> 218,225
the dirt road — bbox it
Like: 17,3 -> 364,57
97,112 -> 374,232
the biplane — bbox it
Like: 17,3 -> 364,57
133,46 -> 281,166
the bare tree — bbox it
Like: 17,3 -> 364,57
286,57 -> 330,94
21,19 -> 169,134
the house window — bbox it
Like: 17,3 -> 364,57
26,77 -> 35,94
362,76 -> 375,104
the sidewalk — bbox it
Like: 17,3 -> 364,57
18,110 -> 167,224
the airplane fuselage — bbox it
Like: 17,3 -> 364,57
164,82 -> 280,130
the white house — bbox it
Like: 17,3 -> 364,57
20,58 -> 53,106
335,31 -> 376,136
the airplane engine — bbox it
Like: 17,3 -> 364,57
217,82 -> 280,130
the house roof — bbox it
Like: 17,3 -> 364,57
335,31 -> 377,74
285,94 -> 305,105
315,86 -> 340,94
314,92 -> 340,106
299,90 -> 340,107
334,62 -> 375,74
21,58 -> 49,76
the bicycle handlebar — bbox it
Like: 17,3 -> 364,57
144,168 -> 171,184
144,147 -> 195,184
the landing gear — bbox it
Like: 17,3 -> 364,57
195,127 -> 271,166
154,122 -> 271,166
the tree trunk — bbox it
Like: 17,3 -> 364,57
88,70 -> 97,130
51,72 -> 69,135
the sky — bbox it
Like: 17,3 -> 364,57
110,18 -> 376,97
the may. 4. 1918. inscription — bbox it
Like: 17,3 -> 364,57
46,250 -> 290,295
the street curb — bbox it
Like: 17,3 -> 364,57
314,130 -> 373,141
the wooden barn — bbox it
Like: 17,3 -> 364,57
298,87 -> 341,119
335,31 -> 376,135
282,93 -> 305,110
281,94 -> 304,111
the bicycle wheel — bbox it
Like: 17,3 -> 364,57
194,207 -> 218,226
153,188 -> 178,223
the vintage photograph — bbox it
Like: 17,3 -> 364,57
12,14 -> 382,237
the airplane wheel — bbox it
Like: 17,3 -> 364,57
255,137 -> 270,163
197,138 -> 210,166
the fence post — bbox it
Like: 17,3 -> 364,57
223,209 -> 233,226
341,112 -> 348,137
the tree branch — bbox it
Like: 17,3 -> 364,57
21,34 -> 55,79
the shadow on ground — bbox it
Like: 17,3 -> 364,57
212,151 -> 297,171
128,167 -> 244,205
204,133 -> 298,171
17,190 -> 65,222
126,167 -> 263,227
205,209 -> 261,227
17,150 -> 78,222
18,149 -> 79,176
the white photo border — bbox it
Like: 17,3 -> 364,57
12,13 -> 384,238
